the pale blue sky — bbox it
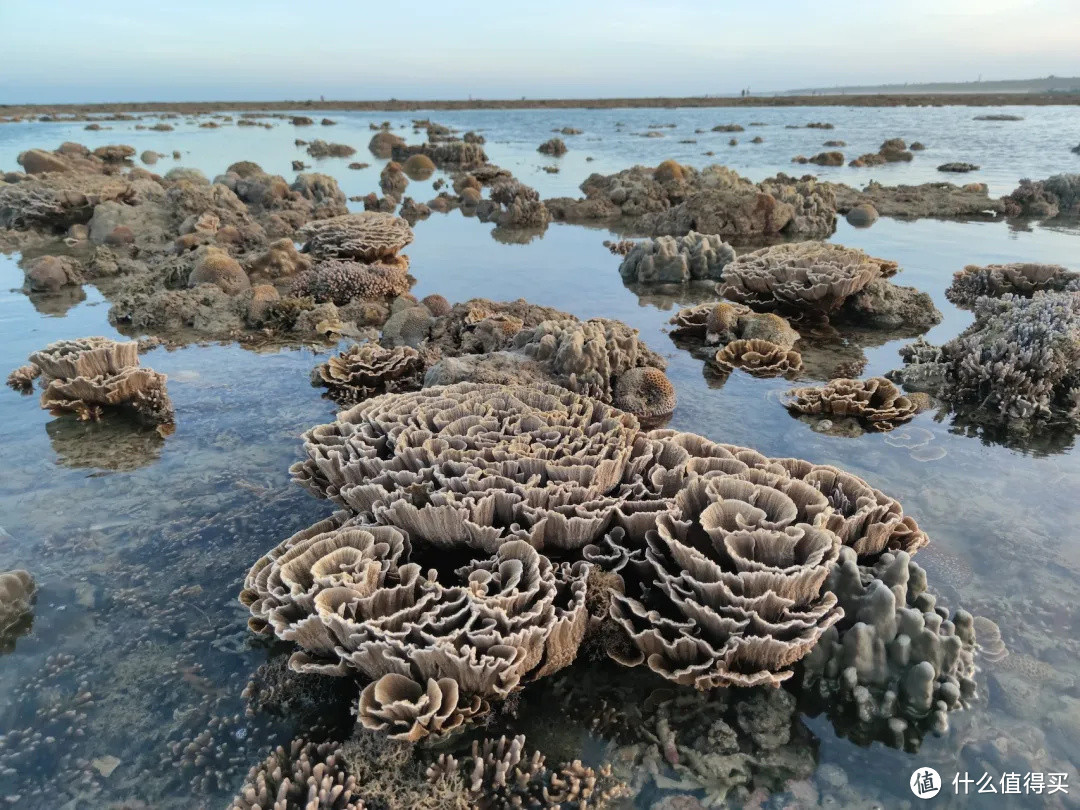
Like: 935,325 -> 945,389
1,0 -> 1077,103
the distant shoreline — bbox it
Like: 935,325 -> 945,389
3,92 -> 1080,117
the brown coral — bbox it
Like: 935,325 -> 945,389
188,248 -> 251,295
784,376 -> 919,431
402,154 -> 436,180
719,242 -> 897,316
613,367 -> 677,419
358,674 -> 485,742
248,238 -> 314,280
290,261 -> 412,305
299,213 -> 414,262
713,339 -> 803,377
312,341 -> 425,405
0,570 -> 36,637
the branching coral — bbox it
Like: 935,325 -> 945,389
229,736 -> 363,810
890,291 -> 1080,420
618,231 -> 735,284
311,342 -> 426,406
18,337 -> 175,426
298,213 -> 414,263
290,261 -> 412,305
945,262 -> 1080,309
427,734 -> 628,809
719,242 -> 897,316
784,377 -> 920,431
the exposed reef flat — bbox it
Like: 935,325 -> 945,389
3,91 -> 1080,119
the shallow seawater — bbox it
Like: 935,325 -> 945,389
0,107 -> 1078,809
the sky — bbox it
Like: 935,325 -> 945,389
1,0 -> 1078,104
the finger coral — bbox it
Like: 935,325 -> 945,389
311,341 -> 426,406
784,376 -> 919,430
618,231 -> 735,284
229,736 -> 363,810
799,547 -> 978,747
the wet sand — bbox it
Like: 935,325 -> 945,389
2,92 -> 1080,118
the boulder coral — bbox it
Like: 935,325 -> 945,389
613,366 -> 677,419
247,238 -> 313,280
23,255 -> 84,292
476,179 -> 550,228
538,138 -> 568,156
618,231 -> 735,284
188,248 -> 251,294
784,377 -> 921,431
306,140 -> 356,159
402,154 -> 436,180
16,336 -> 174,426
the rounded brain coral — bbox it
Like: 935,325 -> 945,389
188,249 -> 251,295
653,159 -> 687,183
402,154 -> 436,179
614,367 -> 677,419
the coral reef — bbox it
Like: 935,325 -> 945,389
476,178 -> 550,228
784,377 -> 921,431
16,336 -> 175,426
613,366 -> 677,419
545,165 -> 837,241
831,180 -> 1004,219
311,341 -> 426,405
618,231 -> 735,284
798,548 -> 978,748
0,172 -> 135,230
306,140 -> 356,159
538,138 -> 568,156
1002,174 -> 1080,219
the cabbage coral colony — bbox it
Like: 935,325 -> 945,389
241,381 -> 977,766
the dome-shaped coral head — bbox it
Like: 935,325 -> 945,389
402,153 -> 436,180
188,248 -> 251,295
289,382 -> 691,552
298,212 -> 414,263
614,367 -> 677,423
652,159 -> 687,184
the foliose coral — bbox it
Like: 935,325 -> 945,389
713,338 -> 803,377
299,213 -> 414,262
784,377 -> 921,431
19,337 -> 175,426
311,341 -> 426,406
719,242 -> 897,316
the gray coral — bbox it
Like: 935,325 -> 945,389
290,261 -> 412,305
618,231 -> 735,284
945,262 -> 1080,309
